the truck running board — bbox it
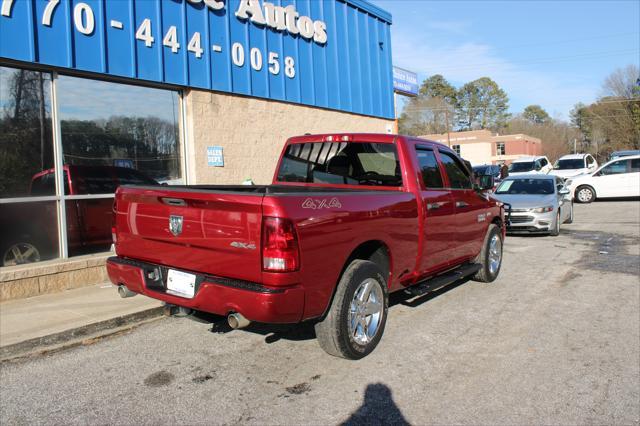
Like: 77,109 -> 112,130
404,263 -> 482,297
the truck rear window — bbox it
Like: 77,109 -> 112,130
277,142 -> 402,187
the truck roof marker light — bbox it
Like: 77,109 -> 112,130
325,135 -> 334,142
341,135 -> 351,141
262,217 -> 300,272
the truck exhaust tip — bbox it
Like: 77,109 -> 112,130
227,312 -> 251,329
117,285 -> 137,298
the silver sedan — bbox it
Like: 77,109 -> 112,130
493,174 -> 574,236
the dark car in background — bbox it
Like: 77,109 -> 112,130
1,165 -> 158,267
473,165 -> 501,179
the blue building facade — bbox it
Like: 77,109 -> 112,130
0,0 -> 394,119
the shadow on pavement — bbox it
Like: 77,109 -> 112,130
342,383 -> 411,426
390,277 -> 472,309
187,276 -> 478,345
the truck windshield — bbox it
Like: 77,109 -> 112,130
277,142 -> 402,187
554,159 -> 584,170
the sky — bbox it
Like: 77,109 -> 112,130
372,0 -> 640,120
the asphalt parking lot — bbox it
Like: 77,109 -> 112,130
1,201 -> 639,425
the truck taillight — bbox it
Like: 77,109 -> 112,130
111,199 -> 117,244
262,217 -> 299,272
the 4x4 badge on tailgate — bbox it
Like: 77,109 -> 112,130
169,215 -> 183,236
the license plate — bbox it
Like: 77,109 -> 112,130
166,269 -> 196,299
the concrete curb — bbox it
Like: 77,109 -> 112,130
0,306 -> 165,363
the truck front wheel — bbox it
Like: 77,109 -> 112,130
315,260 -> 388,360
472,224 -> 503,283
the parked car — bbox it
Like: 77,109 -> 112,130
1,165 -> 158,267
508,156 -> 552,176
610,150 -> 640,160
550,153 -> 597,179
567,155 -> 640,203
473,164 -> 502,180
493,174 -> 573,236
107,133 -> 508,359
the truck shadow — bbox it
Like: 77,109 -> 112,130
390,277 -> 472,308
187,277 -> 476,345
189,311 -> 317,343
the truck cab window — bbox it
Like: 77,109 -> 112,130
416,149 -> 443,189
439,152 -> 472,189
277,142 -> 402,187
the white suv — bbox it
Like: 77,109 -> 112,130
508,156 -> 552,176
550,153 -> 598,178
567,155 -> 640,203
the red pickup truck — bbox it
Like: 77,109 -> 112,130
107,134 -> 506,359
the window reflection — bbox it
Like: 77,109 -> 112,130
0,66 -> 59,266
0,67 -> 54,198
57,76 -> 182,192
0,200 -> 59,266
56,76 -> 182,255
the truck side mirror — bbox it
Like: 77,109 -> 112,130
477,175 -> 494,191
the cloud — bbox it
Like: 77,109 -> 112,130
426,20 -> 471,35
391,32 -> 597,119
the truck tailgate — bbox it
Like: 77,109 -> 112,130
114,187 -> 264,283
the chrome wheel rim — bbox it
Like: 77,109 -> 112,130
3,243 -> 40,267
578,188 -> 591,202
348,278 -> 384,345
488,234 -> 502,275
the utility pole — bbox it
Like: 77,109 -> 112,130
393,92 -> 398,134
445,108 -> 451,147
573,138 -> 577,154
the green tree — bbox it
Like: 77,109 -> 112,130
522,105 -> 550,124
456,77 -> 510,131
418,74 -> 457,105
398,74 -> 457,136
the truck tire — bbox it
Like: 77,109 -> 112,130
315,260 -> 388,360
472,224 -> 503,283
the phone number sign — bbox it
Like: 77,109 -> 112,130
0,0 -> 395,119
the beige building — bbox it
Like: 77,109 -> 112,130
420,130 -> 543,165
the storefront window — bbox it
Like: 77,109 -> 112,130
56,76 -> 182,255
0,66 -> 184,266
0,66 -> 59,266
57,76 -> 182,190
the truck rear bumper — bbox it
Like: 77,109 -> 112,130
106,257 -> 305,324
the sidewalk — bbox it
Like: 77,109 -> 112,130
0,283 -> 163,361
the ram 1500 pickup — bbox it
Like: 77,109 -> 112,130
107,133 -> 506,359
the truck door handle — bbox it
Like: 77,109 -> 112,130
456,201 -> 469,208
427,202 -> 444,211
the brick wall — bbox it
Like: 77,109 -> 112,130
186,90 -> 394,185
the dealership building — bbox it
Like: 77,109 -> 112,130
0,0 -> 395,299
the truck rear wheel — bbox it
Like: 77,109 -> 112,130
315,260 -> 388,360
472,224 -> 503,283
